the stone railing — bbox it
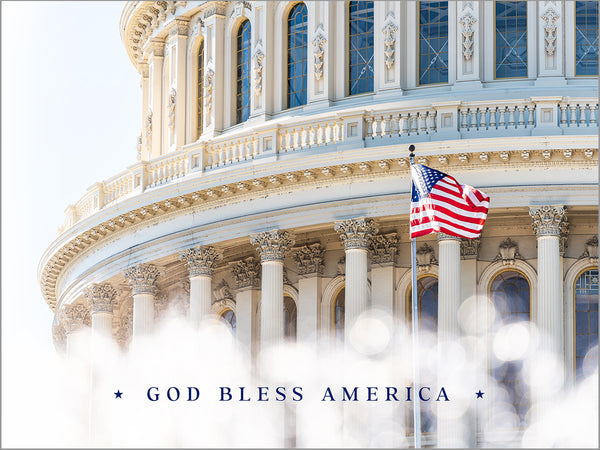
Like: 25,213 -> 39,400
59,96 -> 598,232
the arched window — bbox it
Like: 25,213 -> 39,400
574,268 -> 599,380
284,296 -> 298,341
333,288 -> 345,342
287,2 -> 308,108
348,1 -> 374,95
418,1 -> 449,85
220,309 -> 236,335
575,1 -> 599,76
490,270 -> 530,428
196,40 -> 204,138
236,19 -> 251,124
407,276 -> 439,334
495,1 -> 528,79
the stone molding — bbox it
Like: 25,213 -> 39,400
231,257 -> 261,289
529,205 -> 568,237
334,217 -> 378,250
62,303 -> 91,334
123,263 -> 161,295
438,232 -> 462,242
179,245 -> 223,276
250,230 -> 295,263
83,283 -> 118,314
292,243 -> 325,275
369,233 -> 398,264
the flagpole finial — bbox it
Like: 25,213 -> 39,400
409,144 -> 415,158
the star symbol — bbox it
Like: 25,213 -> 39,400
114,390 -> 123,399
475,390 -> 484,399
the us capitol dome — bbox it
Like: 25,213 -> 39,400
39,1 -> 598,446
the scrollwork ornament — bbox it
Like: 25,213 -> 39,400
369,233 -> 398,264
459,11 -> 477,60
312,25 -> 327,81
541,8 -> 559,56
253,47 -> 265,97
250,230 -> 295,262
581,235 -> 599,264
416,243 -> 437,272
292,243 -> 325,275
179,246 -> 223,277
334,217 -> 378,250
123,263 -> 161,295
494,237 -> 521,266
204,68 -> 215,119
167,89 -> 176,133
83,283 -> 118,314
231,257 -> 261,289
381,14 -> 398,69
529,205 -> 568,237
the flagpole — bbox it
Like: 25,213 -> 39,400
409,144 -> 422,449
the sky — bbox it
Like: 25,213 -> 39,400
2,0 -> 140,391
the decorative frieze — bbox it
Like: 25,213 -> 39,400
312,25 -> 327,81
231,257 -> 261,289
460,237 -> 481,257
292,243 -> 325,275
459,11 -> 477,60
494,237 -> 521,266
530,205 -> 568,237
369,233 -> 398,264
250,230 -> 295,262
83,283 -> 118,314
581,235 -> 599,264
213,279 -> 234,302
541,8 -> 559,56
179,246 -> 223,277
334,217 -> 378,250
416,243 -> 437,272
62,303 -> 91,334
381,13 -> 398,69
123,263 -> 161,295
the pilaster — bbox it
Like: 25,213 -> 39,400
201,10 -> 225,136
147,38 -> 165,159
167,18 -> 190,150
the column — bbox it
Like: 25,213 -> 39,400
202,9 -> 225,136
292,243 -> 325,349
231,257 -> 262,360
529,205 -> 568,426
334,217 -> 378,342
250,230 -> 295,347
438,233 -> 462,340
146,38 -> 165,159
83,283 -> 118,338
179,246 -> 223,328
62,303 -> 91,359
168,18 -> 190,149
123,263 -> 160,341
369,233 -> 398,315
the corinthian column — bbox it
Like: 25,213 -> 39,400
123,264 -> 160,340
231,257 -> 262,359
62,303 -> 91,358
250,230 -> 295,347
334,217 -> 378,341
83,283 -> 118,338
179,246 -> 223,327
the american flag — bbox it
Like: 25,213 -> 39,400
410,164 -> 489,239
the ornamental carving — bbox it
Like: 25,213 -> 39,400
416,243 -> 437,272
231,257 -> 261,289
382,13 -> 398,69
145,110 -> 153,147
250,230 -> 295,262
179,246 -> 223,277
136,134 -> 142,161
123,263 -> 161,295
369,233 -> 398,264
62,303 -> 91,334
495,237 -> 521,266
116,307 -> 133,348
438,232 -> 462,242
581,235 -> 599,264
213,279 -> 234,302
529,205 -> 568,237
334,217 -> 378,250
460,237 -> 481,257
167,89 -> 176,134
292,243 -> 325,275
541,8 -> 559,56
312,25 -> 327,81
83,283 -> 118,314
459,11 -> 477,61
154,294 -> 169,319
253,45 -> 264,97
204,68 -> 215,119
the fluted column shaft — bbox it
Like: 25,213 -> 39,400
438,233 -> 462,340
334,217 -> 378,341
251,230 -> 295,347
124,264 -> 160,341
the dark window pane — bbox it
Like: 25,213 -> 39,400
495,1 -> 528,78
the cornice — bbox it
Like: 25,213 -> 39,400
38,148 -> 597,312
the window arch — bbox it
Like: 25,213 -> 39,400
284,295 -> 298,341
418,1 -> 449,85
575,1 -> 599,76
495,1 -> 528,79
574,268 -> 599,380
348,1 -> 374,95
333,287 -> 345,342
490,270 -> 531,428
287,2 -> 308,108
407,275 -> 439,334
236,19 -> 251,124
196,40 -> 204,138
220,309 -> 237,335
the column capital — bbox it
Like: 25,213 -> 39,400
231,257 -> 261,289
62,303 -> 91,334
292,243 -> 325,275
530,205 -> 568,237
369,233 -> 398,264
250,230 -> 295,262
438,232 -> 462,242
123,263 -> 160,295
334,217 -> 378,250
139,62 -> 149,78
146,38 -> 165,58
83,283 -> 118,314
460,237 -> 481,258
167,18 -> 190,38
179,246 -> 223,276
